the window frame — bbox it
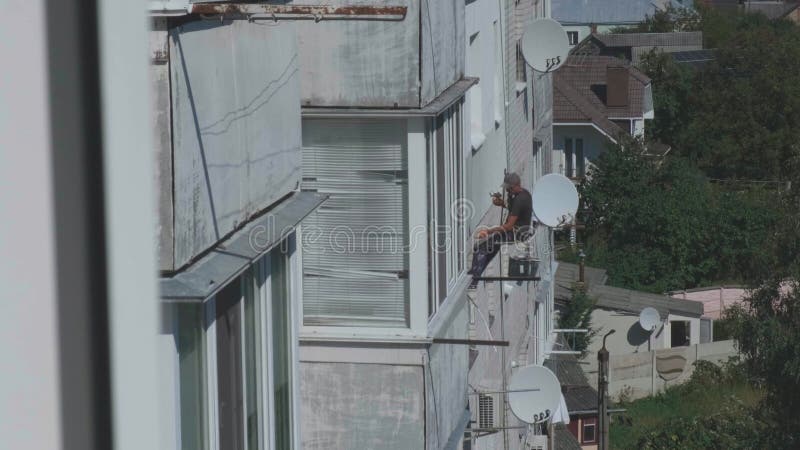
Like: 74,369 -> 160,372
565,137 -> 574,178
427,101 -> 468,319
567,31 -> 579,46
171,235 -> 300,450
581,417 -> 597,444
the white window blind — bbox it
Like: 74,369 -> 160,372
301,119 -> 409,327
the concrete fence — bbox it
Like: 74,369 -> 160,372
583,340 -> 738,401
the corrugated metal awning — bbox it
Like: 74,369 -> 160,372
160,191 -> 327,302
301,77 -> 478,118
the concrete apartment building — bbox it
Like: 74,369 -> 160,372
464,1 -> 562,450
148,7 -> 325,450
142,1 -> 565,449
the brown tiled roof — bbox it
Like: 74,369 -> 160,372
554,56 -> 651,134
553,77 -> 626,139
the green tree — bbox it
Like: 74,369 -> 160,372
579,137 -> 780,292
726,279 -> 800,448
636,8 -> 800,182
611,5 -> 701,33
556,288 -> 596,357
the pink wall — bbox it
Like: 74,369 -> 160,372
670,287 -> 747,319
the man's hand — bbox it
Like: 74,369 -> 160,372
476,228 -> 490,239
492,196 -> 504,207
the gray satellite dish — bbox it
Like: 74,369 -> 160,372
508,365 -> 561,424
639,307 -> 661,332
520,18 -> 570,73
531,174 -> 579,228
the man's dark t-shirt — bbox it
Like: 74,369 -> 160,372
508,188 -> 533,238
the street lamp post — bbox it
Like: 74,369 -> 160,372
598,329 -> 615,450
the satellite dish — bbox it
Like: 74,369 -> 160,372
531,174 -> 579,228
639,307 -> 661,332
508,365 -> 561,424
520,18 -> 570,73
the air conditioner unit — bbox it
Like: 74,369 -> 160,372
478,393 -> 495,429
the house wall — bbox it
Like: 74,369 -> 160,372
421,0 -> 467,105
553,125 -> 610,176
583,309 -> 701,360
562,24 -> 629,46
295,0 -> 420,108
294,0 -> 464,108
167,20 -> 302,269
670,286 -> 747,320
468,1 -> 557,449
465,0 -> 506,231
299,361 -> 425,449
632,118 -> 645,137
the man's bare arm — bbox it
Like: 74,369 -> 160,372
477,215 -> 518,238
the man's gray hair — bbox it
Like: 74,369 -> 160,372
503,172 -> 521,188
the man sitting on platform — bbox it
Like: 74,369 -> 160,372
468,172 -> 533,288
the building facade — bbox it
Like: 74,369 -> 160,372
465,1 -> 563,449
146,1 -> 566,449
553,56 -> 653,179
149,9 -> 324,450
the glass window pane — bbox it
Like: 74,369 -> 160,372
216,281 -> 244,450
271,250 -> 292,449
244,269 -> 263,450
176,303 -> 207,450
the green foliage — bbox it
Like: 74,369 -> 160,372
578,138 -> 781,292
726,280 -> 800,447
612,5 -> 702,33
638,7 -> 800,182
611,358 -> 765,449
556,288 -> 596,356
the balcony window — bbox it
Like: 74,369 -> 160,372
302,119 -> 410,328
166,241 -> 298,450
429,102 -> 467,316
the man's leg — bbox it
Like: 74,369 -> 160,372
469,231 -> 511,281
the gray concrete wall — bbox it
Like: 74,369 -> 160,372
426,304 -> 470,450
468,1 -> 555,448
295,0 -> 464,108
168,20 -> 301,269
421,0 -> 466,106
583,309 -> 702,359
300,362 -> 425,449
295,0 -> 420,108
582,340 -> 737,401
150,19 -> 174,271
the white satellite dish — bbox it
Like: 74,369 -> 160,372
531,174 -> 579,228
639,307 -> 661,332
520,18 -> 570,73
508,365 -> 561,424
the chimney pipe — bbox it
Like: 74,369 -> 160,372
606,66 -> 629,107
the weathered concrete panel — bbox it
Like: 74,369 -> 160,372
169,20 -> 301,268
296,0 -> 419,108
426,304 -> 470,450
150,18 -> 174,271
300,362 -> 424,449
421,0 -> 466,105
